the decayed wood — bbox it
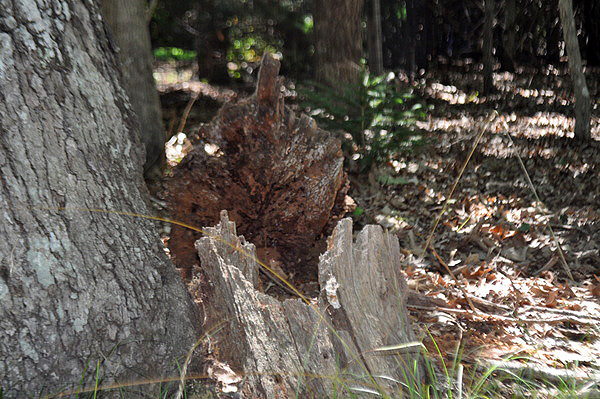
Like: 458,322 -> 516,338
318,218 -> 424,393
196,211 -> 338,399
196,212 -> 422,398
168,53 -> 348,278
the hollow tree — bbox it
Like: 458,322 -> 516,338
0,1 -> 200,397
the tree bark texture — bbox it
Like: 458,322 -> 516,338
314,0 -> 364,86
166,53 -> 348,279
558,0 -> 592,141
100,0 -> 166,175
482,0 -> 495,94
195,212 -> 423,398
0,1 -> 200,396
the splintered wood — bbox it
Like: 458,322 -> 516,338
167,53 -> 348,278
196,212 -> 423,399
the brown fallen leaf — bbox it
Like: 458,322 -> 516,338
591,275 -> 600,297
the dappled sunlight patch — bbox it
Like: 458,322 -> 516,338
165,132 -> 191,165
426,82 -> 480,105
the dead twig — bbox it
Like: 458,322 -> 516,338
177,92 -> 200,135
407,304 -> 599,326
500,119 -> 574,282
429,246 -> 479,312
532,254 -> 559,276
421,111 -> 498,258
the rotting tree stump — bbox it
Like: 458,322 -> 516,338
167,53 -> 348,279
196,211 -> 424,398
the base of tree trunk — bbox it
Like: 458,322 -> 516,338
195,211 -> 424,398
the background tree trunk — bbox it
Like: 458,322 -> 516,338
545,1 -> 561,64
0,1 -> 200,396
482,0 -> 495,94
558,0 -> 592,141
368,0 -> 384,76
501,0 -> 516,71
195,0 -> 231,84
100,0 -> 166,176
314,0 -> 364,86
406,0 -> 417,79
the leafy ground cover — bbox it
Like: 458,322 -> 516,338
153,60 -> 600,397
352,64 -> 600,391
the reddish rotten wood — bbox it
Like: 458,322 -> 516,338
166,53 -> 349,279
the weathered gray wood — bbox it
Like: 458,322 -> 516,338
196,213 -> 422,398
196,212 -> 337,398
319,218 -> 423,394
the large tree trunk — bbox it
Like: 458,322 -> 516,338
558,0 -> 592,141
314,0 -> 364,86
482,0 -> 495,94
100,0 -> 166,176
0,1 -> 200,397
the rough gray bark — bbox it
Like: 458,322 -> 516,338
196,213 -> 423,398
483,0 -> 495,94
558,0 -> 592,141
314,0 -> 364,86
100,0 -> 166,175
0,1 -> 200,397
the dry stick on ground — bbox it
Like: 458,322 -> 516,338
407,304 -> 599,326
500,119 -> 574,282
177,91 -> 200,135
480,359 -> 600,388
429,246 -> 478,312
421,111 -> 498,258
419,112 -> 498,314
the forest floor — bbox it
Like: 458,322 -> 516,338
153,60 -> 600,394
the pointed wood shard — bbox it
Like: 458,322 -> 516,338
255,52 -> 281,106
